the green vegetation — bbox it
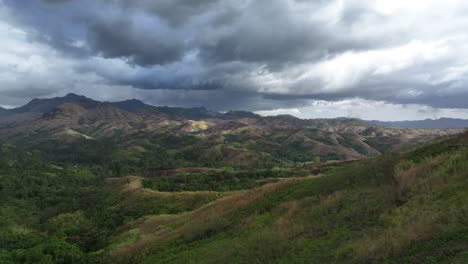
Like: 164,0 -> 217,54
0,146 -> 221,263
337,134 -> 369,155
1,129 -> 468,263
105,132 -> 468,263
141,168 -> 309,192
0,144 -> 102,263
28,133 -> 326,177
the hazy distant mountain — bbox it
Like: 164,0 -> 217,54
0,94 -> 221,126
111,99 -> 224,120
110,99 -> 147,113
0,93 -> 93,126
0,107 -> 6,120
12,93 -> 89,113
367,118 -> 468,129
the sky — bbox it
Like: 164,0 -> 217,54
1,0 -> 468,121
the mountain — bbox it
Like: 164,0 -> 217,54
11,93 -> 90,114
0,94 -> 219,127
0,93 -> 94,126
0,94 -> 461,168
110,99 -> 147,113
367,118 -> 468,129
111,99 -> 224,120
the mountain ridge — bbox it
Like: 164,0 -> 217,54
3,94 -> 468,129
367,118 -> 468,129
0,93 -> 95,126
0,94 -> 462,168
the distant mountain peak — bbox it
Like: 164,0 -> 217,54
111,99 -> 147,112
63,93 -> 87,100
223,110 -> 261,119
0,93 -> 97,125
125,99 -> 144,103
0,107 -> 6,117
275,114 -> 300,119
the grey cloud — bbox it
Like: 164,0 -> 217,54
2,0 -> 468,114
5,0 -> 95,57
6,0 -> 374,67
197,0 -> 374,68
88,17 -> 186,66
41,0 -> 72,4
114,0 -> 221,26
136,88 -> 313,112
0,87 -> 58,99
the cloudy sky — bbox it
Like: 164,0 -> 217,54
2,0 -> 468,121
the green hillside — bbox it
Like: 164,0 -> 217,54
106,132 -> 468,263
1,132 -> 467,263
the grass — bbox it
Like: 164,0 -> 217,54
102,177 -> 230,223
65,129 -> 93,140
100,176 -> 231,256
141,168 -> 309,192
99,132 -> 468,263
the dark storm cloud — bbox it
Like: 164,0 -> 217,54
41,0 -> 72,4
136,89 -> 313,112
5,0 -> 96,57
196,0 -> 373,66
8,0 -> 377,68
113,0 -> 221,26
88,17 -> 186,66
1,0 -> 468,116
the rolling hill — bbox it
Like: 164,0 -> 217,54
102,132 -> 468,263
3,126 -> 464,263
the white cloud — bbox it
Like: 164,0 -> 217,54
251,39 -> 451,96
256,98 -> 468,121
255,108 -> 302,117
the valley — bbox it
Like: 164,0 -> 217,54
0,95 -> 467,263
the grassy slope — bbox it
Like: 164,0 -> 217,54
99,177 -> 228,255
106,132 -> 468,263
102,176 -> 230,225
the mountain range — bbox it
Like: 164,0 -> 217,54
0,94 -> 462,169
367,118 -> 468,129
